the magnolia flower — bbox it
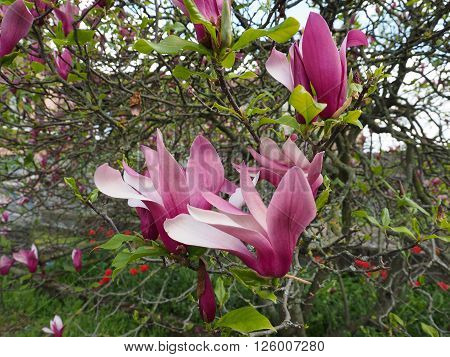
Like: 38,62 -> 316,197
71,248 -> 82,272
94,129 -> 234,253
266,12 -> 368,120
0,0 -> 34,57
164,165 -> 317,278
197,259 -> 216,322
13,244 -> 39,273
54,48 -> 72,80
42,315 -> 64,337
1,211 -> 9,223
54,0 -> 79,36
0,255 -> 14,275
239,136 -> 323,197
172,0 -> 231,48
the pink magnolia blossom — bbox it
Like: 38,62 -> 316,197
1,211 -> 9,223
0,255 -> 14,275
71,248 -> 82,272
13,244 -> 39,273
237,136 -> 324,197
266,12 -> 368,120
54,0 -> 79,36
54,48 -> 72,80
42,315 -> 64,337
172,0 -> 230,46
0,0 -> 34,57
164,165 -> 317,278
94,129 -> 235,253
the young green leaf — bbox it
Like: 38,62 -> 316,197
216,306 -> 275,334
289,85 -> 327,124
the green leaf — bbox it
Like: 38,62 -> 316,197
256,115 -> 301,132
31,62 -> 45,73
221,51 -> 235,68
381,208 -> 390,226
316,188 -> 330,211
420,323 -> 439,337
226,71 -> 258,80
398,197 -> 430,216
389,313 -> 405,328
230,267 -> 277,302
99,233 -> 141,250
390,226 -> 415,239
232,17 -> 300,50
214,277 -> 229,308
133,36 -> 210,55
289,85 -> 327,124
216,306 -> 275,334
68,30 -> 95,45
172,65 -> 192,80
341,110 -> 363,129
0,51 -> 18,66
422,234 -> 450,243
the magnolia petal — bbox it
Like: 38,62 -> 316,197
228,173 -> 259,209
338,29 -> 368,107
187,135 -> 225,209
259,137 -> 291,164
164,214 -> 254,260
156,129 -> 190,217
127,199 -> 148,209
0,0 -> 34,57
42,327 -> 54,334
94,164 -> 149,202
240,165 -> 268,231
122,161 -> 163,205
141,145 -> 159,191
266,47 -> 294,91
289,42 -> 310,91
53,316 -> 63,330
267,167 -> 316,259
302,12 -> 342,118
248,147 -> 290,173
201,191 -> 247,216
281,137 -> 310,169
220,178 -> 238,194
307,152 -> 324,186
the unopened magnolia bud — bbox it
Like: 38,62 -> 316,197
220,0 -> 233,49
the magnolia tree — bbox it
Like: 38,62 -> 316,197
0,0 -> 448,336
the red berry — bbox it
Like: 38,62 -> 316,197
129,268 -> 138,276
104,268 -> 113,276
123,230 -> 132,236
88,229 -> 96,236
106,229 -> 114,238
410,245 -> 423,255
139,264 -> 149,273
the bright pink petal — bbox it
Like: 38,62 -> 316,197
122,161 -> 163,205
141,145 -> 159,191
259,137 -> 291,164
289,42 -> 310,92
337,29 -> 368,108
302,12 -> 342,118
306,152 -> 324,187
281,137 -> 310,169
266,47 -> 294,91
267,167 -> 317,275
201,191 -> 247,216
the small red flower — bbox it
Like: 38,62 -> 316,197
104,268 -> 113,276
354,259 -> 371,270
88,229 -> 96,236
436,281 -> 449,291
410,245 -> 423,255
139,264 -> 149,273
129,268 -> 138,276
380,269 -> 389,281
106,229 -> 114,238
123,230 -> 132,236
98,276 -> 111,285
